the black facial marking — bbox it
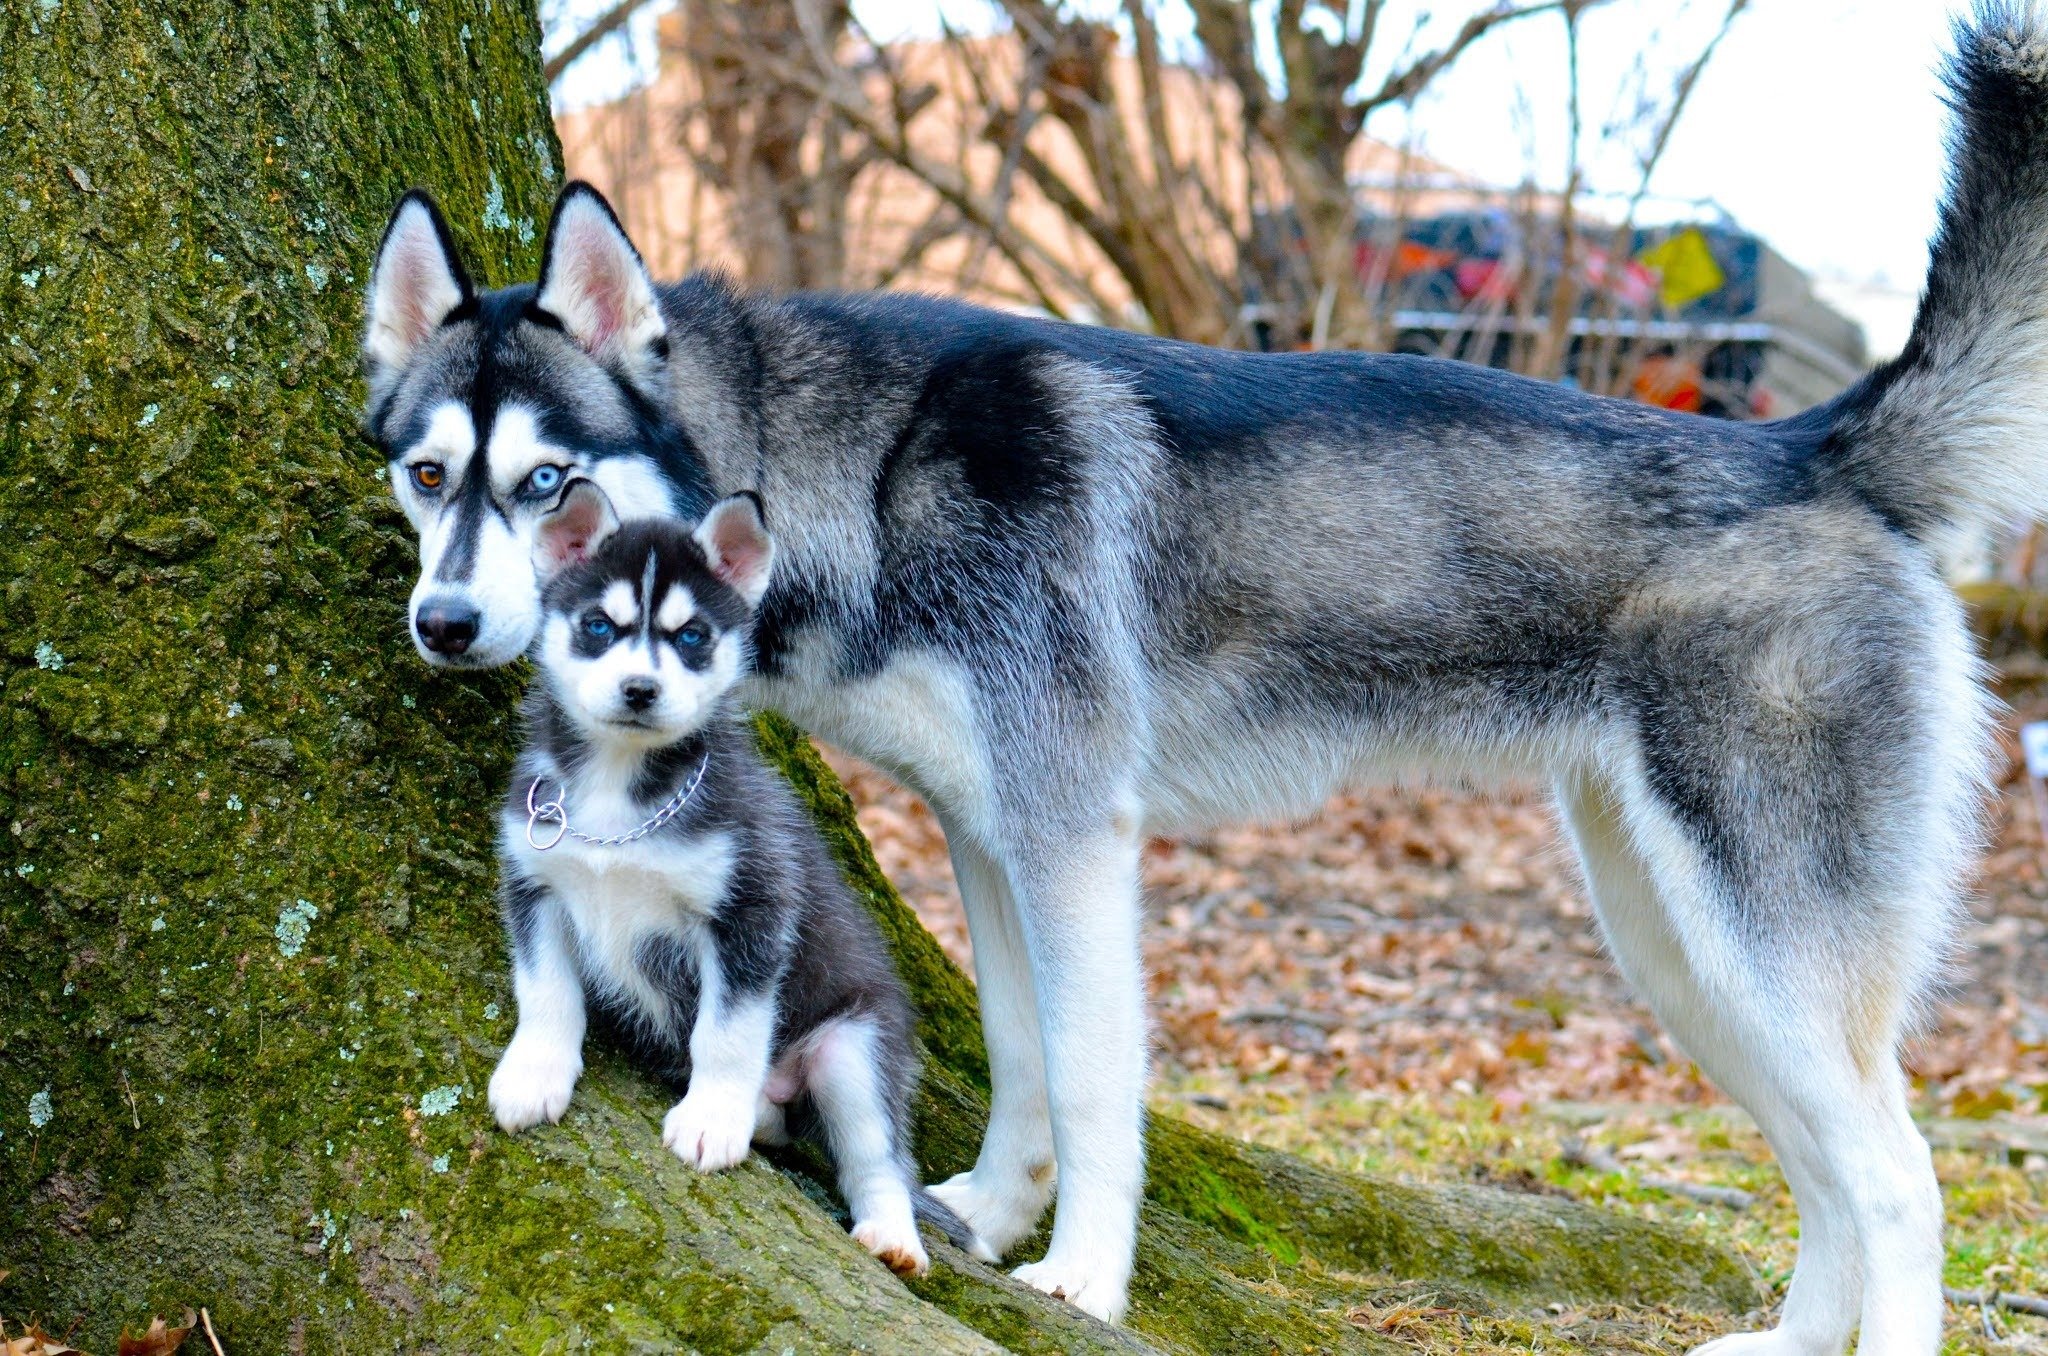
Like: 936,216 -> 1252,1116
433,492 -> 486,582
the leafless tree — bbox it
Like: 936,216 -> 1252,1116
549,0 -> 1759,404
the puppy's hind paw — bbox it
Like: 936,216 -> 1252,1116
852,1217 -> 930,1279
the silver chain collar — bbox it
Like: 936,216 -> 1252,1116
524,752 -> 711,851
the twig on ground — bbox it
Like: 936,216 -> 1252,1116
201,1306 -> 227,1354
1560,1135 -> 1756,1210
1224,1005 -> 1347,1031
1947,1285 -> 2048,1320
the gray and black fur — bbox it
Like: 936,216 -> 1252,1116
368,7 -> 2048,1346
489,503 -> 974,1277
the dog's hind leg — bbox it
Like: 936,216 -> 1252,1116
925,829 -> 1060,1257
1564,740 -> 1955,1356
1559,768 -> 1864,1353
807,1015 -> 931,1277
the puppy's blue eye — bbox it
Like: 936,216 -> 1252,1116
525,464 -> 566,495
678,623 -> 709,648
583,614 -> 614,640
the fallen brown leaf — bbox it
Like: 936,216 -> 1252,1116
4,1329 -> 82,1356
116,1312 -> 193,1356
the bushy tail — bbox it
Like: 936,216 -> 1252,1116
1821,3 -> 2048,545
913,1188 -> 996,1261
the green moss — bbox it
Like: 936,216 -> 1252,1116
0,2 -> 1753,1348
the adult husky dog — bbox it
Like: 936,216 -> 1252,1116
363,9 -> 2045,1347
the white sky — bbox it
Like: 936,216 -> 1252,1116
546,0 -> 1954,349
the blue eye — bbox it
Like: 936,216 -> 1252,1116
526,465 -> 565,495
678,622 -> 709,648
583,613 -> 614,640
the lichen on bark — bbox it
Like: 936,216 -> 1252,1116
1,2 -> 1752,1350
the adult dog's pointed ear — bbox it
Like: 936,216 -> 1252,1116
534,182 -> 667,370
364,190 -> 473,376
534,479 -> 621,578
693,493 -> 775,608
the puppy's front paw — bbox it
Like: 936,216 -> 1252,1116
488,1040 -> 582,1132
662,1083 -> 756,1171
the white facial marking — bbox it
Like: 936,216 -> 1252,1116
488,404 -> 574,499
600,580 -> 639,628
589,455 -> 679,523
655,583 -> 695,634
409,506 -> 543,664
391,401 -> 477,534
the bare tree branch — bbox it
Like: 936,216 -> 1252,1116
545,0 -> 657,83
1351,0 -> 1610,121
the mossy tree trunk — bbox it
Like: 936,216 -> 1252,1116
1,4 -> 1753,1351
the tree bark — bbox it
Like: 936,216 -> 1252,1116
1,2 -> 1752,1350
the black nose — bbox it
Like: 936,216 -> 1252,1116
416,604 -> 479,655
620,678 -> 660,711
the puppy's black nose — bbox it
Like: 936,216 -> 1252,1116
620,678 -> 660,711
416,604 -> 479,655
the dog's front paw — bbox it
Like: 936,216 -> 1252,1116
662,1083 -> 756,1171
927,1166 -> 1052,1259
488,1040 -> 582,1132
1012,1250 -> 1130,1325
852,1214 -> 930,1279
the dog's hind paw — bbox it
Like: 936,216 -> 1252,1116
852,1216 -> 929,1279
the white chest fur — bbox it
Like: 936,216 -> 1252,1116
504,798 -> 737,1030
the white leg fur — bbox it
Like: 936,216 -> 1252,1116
489,901 -> 588,1132
663,939 -> 775,1172
926,830 -> 1059,1256
807,1017 -> 931,1277
1003,829 -> 1147,1325
1560,765 -> 1945,1356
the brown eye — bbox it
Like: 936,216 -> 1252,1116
411,462 -> 444,492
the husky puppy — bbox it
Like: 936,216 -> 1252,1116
486,480 -> 967,1278
367,9 -> 2048,1345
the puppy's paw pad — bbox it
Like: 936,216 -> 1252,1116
853,1219 -> 929,1278
662,1087 -> 755,1171
488,1046 -> 582,1132
1012,1257 -> 1129,1325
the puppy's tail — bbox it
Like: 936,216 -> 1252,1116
913,1187 -> 997,1263
1816,3 -> 2048,548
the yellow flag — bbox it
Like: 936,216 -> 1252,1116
1638,227 -> 1725,310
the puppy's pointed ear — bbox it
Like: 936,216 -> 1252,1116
534,479 -> 620,578
364,191 -> 473,375
534,182 -> 667,367
692,493 -> 774,608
